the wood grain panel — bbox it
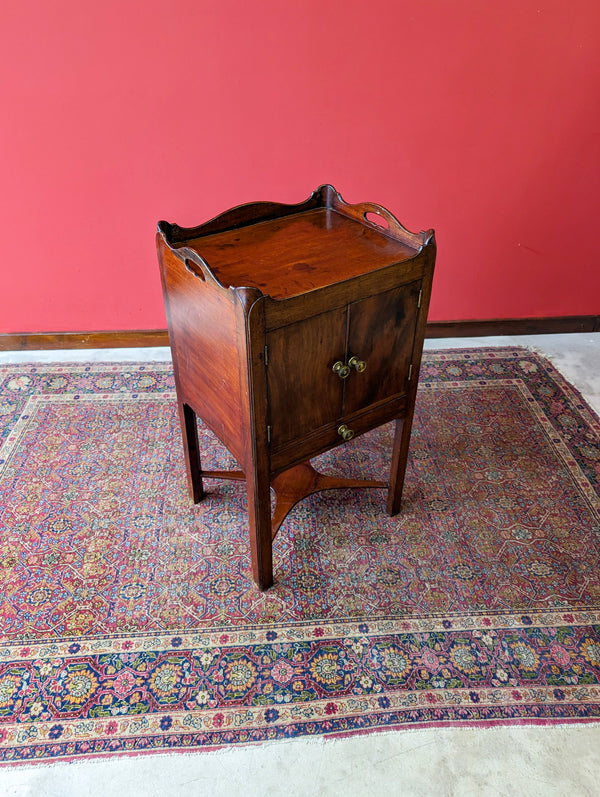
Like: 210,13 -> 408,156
157,235 -> 246,464
266,307 -> 347,449
344,281 -> 421,415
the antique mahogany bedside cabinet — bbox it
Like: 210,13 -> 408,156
156,185 -> 436,590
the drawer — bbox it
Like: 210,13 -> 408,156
269,393 -> 408,475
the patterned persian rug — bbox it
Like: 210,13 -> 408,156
0,347 -> 599,764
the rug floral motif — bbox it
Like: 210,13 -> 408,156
0,348 -> 599,763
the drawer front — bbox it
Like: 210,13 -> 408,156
270,393 -> 408,475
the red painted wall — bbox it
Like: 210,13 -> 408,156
1,0 -> 598,334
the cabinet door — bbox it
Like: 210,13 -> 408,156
266,307 -> 347,449
343,281 -> 422,416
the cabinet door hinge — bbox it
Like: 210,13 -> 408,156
417,289 -> 423,309
264,345 -> 269,366
267,425 -> 271,443
408,363 -> 413,382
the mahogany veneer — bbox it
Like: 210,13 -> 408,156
157,185 -> 436,589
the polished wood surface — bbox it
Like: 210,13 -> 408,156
157,234 -> 248,465
265,306 -> 348,449
270,463 -> 387,539
177,208 -> 419,300
157,185 -> 436,590
344,282 -> 421,414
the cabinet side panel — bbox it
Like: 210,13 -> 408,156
157,239 -> 245,463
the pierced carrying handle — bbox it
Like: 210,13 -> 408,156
356,202 -> 424,247
184,258 -> 206,281
326,190 -> 431,249
177,246 -> 222,287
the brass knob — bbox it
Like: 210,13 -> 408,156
348,355 -> 367,373
332,361 -> 350,379
337,424 -> 355,441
